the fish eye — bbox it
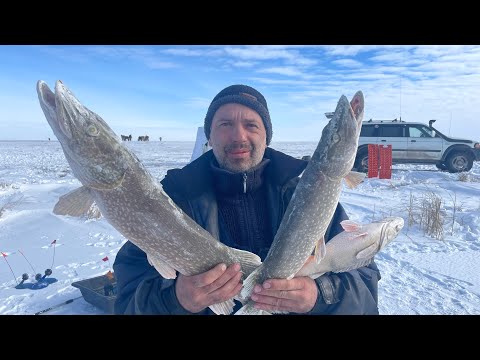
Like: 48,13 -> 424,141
86,125 -> 99,137
332,134 -> 340,142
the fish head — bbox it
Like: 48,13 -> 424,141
377,217 -> 404,250
37,80 -> 128,190
316,92 -> 364,179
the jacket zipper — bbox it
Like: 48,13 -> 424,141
242,172 -> 253,251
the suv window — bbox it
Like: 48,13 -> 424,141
360,125 -> 377,137
379,125 -> 404,137
408,125 -> 434,138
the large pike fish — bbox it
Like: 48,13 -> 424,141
236,91 -> 366,314
36,80 -> 262,315
296,217 -> 404,279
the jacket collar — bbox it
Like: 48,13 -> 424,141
211,157 -> 271,195
161,147 -> 308,198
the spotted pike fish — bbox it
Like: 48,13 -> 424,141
36,80 -> 262,315
236,91 -> 366,314
295,217 -> 404,279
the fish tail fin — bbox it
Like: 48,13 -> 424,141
209,298 -> 236,315
238,266 -> 263,303
231,248 -> 262,278
235,301 -> 271,315
344,171 -> 366,189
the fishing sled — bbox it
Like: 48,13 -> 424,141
71,272 -> 117,314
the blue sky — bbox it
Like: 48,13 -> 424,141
1,45 -> 479,142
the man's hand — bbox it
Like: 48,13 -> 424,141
175,263 -> 243,313
250,276 -> 318,313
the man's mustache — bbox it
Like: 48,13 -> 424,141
225,143 -> 253,152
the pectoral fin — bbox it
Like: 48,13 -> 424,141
344,171 -> 366,189
314,236 -> 326,264
53,186 -> 101,218
356,243 -> 378,259
147,254 -> 177,279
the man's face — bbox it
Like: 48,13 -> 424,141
209,103 -> 267,173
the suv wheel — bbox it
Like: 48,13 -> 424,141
435,163 -> 448,171
355,149 -> 369,173
445,151 -> 473,173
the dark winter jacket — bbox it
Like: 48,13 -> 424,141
113,147 -> 381,315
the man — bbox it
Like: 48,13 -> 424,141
113,84 -> 381,315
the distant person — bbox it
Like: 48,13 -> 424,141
48,138 -> 50,141
159,137 -> 162,141
113,84 -> 380,315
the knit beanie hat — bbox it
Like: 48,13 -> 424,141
204,84 -> 272,145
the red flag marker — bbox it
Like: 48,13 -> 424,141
2,251 -> 18,285
102,256 -> 113,274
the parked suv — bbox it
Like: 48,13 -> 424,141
354,119 -> 480,173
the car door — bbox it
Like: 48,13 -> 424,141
359,124 -> 379,147
407,125 -> 443,161
378,124 -> 408,160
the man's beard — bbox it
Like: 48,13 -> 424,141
216,142 -> 264,173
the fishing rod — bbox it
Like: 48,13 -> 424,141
50,240 -> 56,269
18,249 -> 37,274
34,295 -> 84,315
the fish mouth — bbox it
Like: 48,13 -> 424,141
333,95 -> 360,136
379,217 -> 404,248
37,80 -> 90,141
337,92 -> 364,134
37,80 -> 74,140
330,92 -> 364,140
349,91 -> 364,126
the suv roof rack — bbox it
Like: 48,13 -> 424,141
365,118 -> 405,123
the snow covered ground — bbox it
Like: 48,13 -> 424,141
1,140 -> 479,315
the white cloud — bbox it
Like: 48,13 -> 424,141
183,97 -> 211,109
162,47 -> 224,57
332,58 -> 363,68
230,61 -> 256,68
258,66 -> 304,77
